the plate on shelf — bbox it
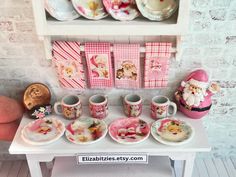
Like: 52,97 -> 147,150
151,118 -> 194,146
65,118 -> 107,145
103,0 -> 139,21
72,0 -> 108,20
44,0 -> 80,21
136,0 -> 178,21
109,117 -> 150,145
21,117 -> 65,145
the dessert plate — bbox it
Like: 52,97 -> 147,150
103,0 -> 139,21
72,0 -> 108,20
21,117 -> 65,145
151,118 -> 194,146
109,117 -> 150,145
136,0 -> 178,21
44,0 -> 80,21
65,118 -> 107,144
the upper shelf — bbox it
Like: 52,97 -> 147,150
32,0 -> 189,36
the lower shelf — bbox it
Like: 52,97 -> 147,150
51,156 -> 173,177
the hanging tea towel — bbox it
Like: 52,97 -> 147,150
84,43 -> 113,88
113,44 -> 140,89
52,41 -> 86,89
144,43 -> 172,88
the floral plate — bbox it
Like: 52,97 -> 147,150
21,117 -> 65,145
151,118 -> 194,146
44,0 -> 80,21
109,117 -> 150,145
103,0 -> 139,21
65,118 -> 107,145
72,0 -> 108,20
136,0 -> 178,21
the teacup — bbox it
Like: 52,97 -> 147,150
89,94 -> 108,119
151,96 -> 177,119
54,94 -> 82,120
123,94 -> 142,117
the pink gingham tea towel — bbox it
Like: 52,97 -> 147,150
52,41 -> 86,89
84,43 -> 113,89
113,44 -> 140,89
144,43 -> 172,88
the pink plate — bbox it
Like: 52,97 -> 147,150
109,117 -> 150,144
103,0 -> 139,21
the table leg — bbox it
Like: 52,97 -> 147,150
182,153 -> 196,177
26,155 -> 43,177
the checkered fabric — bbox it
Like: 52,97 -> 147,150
113,44 -> 140,89
84,43 -> 113,89
144,43 -> 172,88
52,41 -> 86,89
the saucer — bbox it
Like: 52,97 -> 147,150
72,0 -> 108,20
151,118 -> 194,146
109,117 -> 150,145
44,0 -> 80,21
103,0 -> 139,21
136,0 -> 178,21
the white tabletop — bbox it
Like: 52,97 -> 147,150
9,106 -> 211,155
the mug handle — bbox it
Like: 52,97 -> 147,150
54,101 -> 63,115
167,102 -> 177,117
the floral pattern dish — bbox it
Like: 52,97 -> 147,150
109,117 -> 150,144
21,117 -> 65,145
72,0 -> 108,20
103,0 -> 139,21
136,0 -> 178,21
65,118 -> 107,144
44,0 -> 80,21
151,118 -> 194,146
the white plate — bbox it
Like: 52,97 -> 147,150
151,118 -> 194,146
72,0 -> 108,20
44,0 -> 80,21
21,117 -> 65,145
136,0 -> 178,21
65,118 -> 107,145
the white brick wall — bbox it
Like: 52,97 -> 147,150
0,0 -> 235,158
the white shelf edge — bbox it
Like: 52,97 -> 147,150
51,156 -> 173,177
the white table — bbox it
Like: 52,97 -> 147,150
9,106 -> 211,177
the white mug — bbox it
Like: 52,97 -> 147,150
151,96 -> 177,119
123,94 -> 142,117
54,94 -> 82,120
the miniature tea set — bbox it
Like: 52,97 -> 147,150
21,69 -> 220,146
44,0 -> 178,21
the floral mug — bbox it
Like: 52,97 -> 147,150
123,94 -> 142,117
54,94 -> 82,120
89,94 -> 108,119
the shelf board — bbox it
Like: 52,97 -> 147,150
42,12 -> 187,36
51,156 -> 173,177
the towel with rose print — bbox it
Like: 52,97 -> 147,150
85,43 -> 113,88
144,43 -> 172,88
52,41 -> 86,89
113,44 -> 140,89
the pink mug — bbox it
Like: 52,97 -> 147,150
123,94 -> 142,117
54,94 -> 82,120
89,94 -> 108,119
151,96 -> 177,119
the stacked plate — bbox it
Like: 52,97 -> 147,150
44,0 -> 178,21
136,0 -> 178,21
